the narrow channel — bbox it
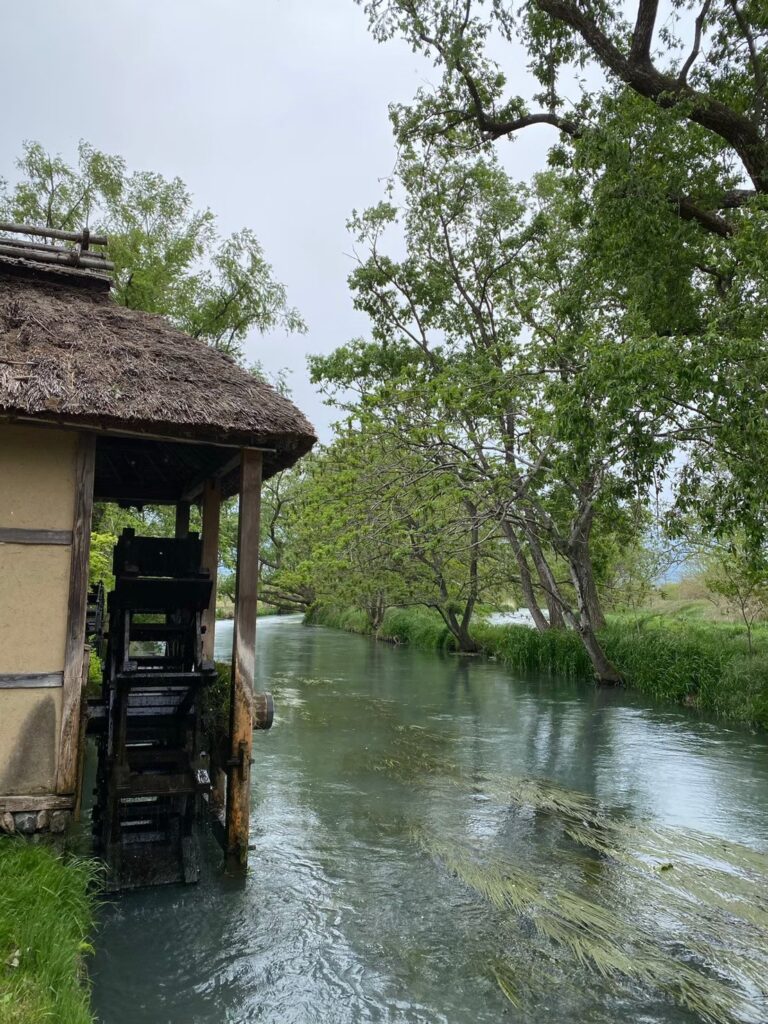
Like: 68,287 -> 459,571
90,615 -> 768,1024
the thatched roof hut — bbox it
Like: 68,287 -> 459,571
0,227 -> 315,869
0,255 -> 316,498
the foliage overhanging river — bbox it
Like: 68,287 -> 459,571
90,616 -> 768,1024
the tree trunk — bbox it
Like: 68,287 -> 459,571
528,534 -> 566,628
573,542 -> 606,630
569,507 -> 606,631
502,521 -> 550,631
578,622 -> 622,685
442,605 -> 479,653
567,555 -> 621,684
524,524 -> 622,684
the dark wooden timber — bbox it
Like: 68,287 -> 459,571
175,501 -> 191,539
201,479 -> 221,663
0,527 -> 73,545
225,449 -> 262,868
0,672 -> 63,688
55,433 -> 96,796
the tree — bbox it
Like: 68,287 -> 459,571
360,0 -> 767,232
0,141 -> 304,358
269,428 -> 509,650
361,0 -> 768,580
312,141 -> 670,680
703,536 -> 768,654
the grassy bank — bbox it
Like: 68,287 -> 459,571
307,605 -> 768,729
307,605 -> 454,650
0,839 -> 98,1024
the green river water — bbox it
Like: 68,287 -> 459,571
90,615 -> 768,1024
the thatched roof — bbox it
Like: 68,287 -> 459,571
0,265 -> 316,482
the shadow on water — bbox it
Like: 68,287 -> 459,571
90,616 -> 768,1024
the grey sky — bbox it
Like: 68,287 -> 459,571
0,0 -> 552,439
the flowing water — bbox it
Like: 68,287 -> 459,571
90,616 -> 768,1024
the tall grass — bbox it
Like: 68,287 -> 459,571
377,608 -> 453,650
0,839 -> 99,1024
308,605 -> 768,729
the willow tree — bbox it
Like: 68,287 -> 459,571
0,141 -> 304,358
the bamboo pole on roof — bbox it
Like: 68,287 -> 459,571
0,222 -> 108,246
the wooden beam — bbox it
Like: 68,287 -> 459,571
225,449 -> 262,868
201,479 -> 221,662
0,794 -> 74,813
181,452 -> 242,502
0,528 -> 72,545
2,414 -> 278,453
175,501 -> 191,539
0,672 -> 63,688
55,433 -> 96,796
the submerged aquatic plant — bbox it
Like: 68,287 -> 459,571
412,828 -> 749,1023
373,721 -> 768,1019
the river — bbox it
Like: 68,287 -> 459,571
90,615 -> 768,1024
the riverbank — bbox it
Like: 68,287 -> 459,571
307,605 -> 768,729
0,839 -> 98,1024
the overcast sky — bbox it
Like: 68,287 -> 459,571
0,0 -> 553,439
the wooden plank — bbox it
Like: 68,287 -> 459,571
201,479 -> 221,662
0,242 -> 115,271
0,672 -> 63,688
73,648 -> 91,823
0,794 -> 74,813
225,449 -> 262,868
0,527 -> 73,545
55,433 -> 96,796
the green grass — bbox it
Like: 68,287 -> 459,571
308,604 -> 768,729
0,839 -> 99,1024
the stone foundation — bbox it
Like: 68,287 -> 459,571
1,808 -> 72,835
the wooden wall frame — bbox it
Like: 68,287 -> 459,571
55,433 -> 96,796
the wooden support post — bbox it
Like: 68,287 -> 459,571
175,501 -> 191,539
201,480 -> 221,663
224,450 -> 262,869
55,433 -> 96,796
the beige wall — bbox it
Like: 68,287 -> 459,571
0,689 -> 62,794
0,424 -> 78,796
0,425 -> 77,529
0,546 -> 71,673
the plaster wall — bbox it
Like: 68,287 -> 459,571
0,689 -> 62,794
0,425 -> 77,529
0,424 -> 77,797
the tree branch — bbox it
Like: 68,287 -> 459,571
629,0 -> 659,65
536,0 -> 768,191
674,195 -> 735,236
678,0 -> 713,84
